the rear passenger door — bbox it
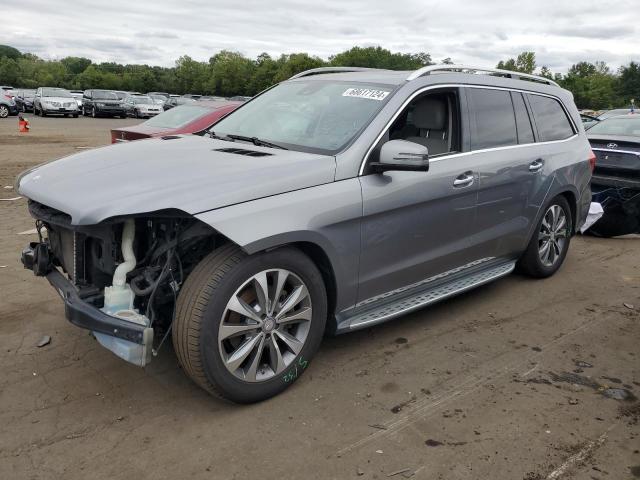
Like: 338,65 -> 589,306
464,87 -> 547,260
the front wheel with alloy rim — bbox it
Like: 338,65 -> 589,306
517,195 -> 573,278
173,245 -> 327,403
0,105 -> 8,118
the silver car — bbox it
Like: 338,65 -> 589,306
33,87 -> 79,117
18,65 -> 592,403
122,95 -> 163,118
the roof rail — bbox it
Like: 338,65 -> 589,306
289,67 -> 381,80
407,64 -> 560,87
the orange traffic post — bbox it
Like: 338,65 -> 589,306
18,115 -> 30,133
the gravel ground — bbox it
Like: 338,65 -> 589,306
1,114 -> 639,480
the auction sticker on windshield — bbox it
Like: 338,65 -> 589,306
342,88 -> 390,101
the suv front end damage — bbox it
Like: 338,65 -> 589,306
21,200 -> 218,366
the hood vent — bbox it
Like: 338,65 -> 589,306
214,147 -> 273,157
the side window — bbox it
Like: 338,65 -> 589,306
467,88 -> 517,150
388,91 -> 460,155
511,92 -> 535,144
527,94 -> 575,142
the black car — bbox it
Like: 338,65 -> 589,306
587,114 -> 640,236
14,89 -> 36,113
82,90 -> 126,118
0,91 -> 18,118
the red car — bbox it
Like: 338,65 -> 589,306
110,100 -> 242,143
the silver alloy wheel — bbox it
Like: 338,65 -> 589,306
538,204 -> 568,267
0,105 -> 8,118
218,269 -> 312,383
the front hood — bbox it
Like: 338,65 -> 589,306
42,97 -> 76,104
18,135 -> 336,225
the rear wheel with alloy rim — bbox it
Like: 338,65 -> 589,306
517,195 -> 572,278
0,105 -> 8,118
173,245 -> 327,403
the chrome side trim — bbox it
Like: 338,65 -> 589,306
358,83 -> 578,175
347,261 -> 516,331
407,64 -> 560,87
592,148 -> 640,157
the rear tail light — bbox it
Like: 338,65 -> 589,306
588,150 -> 596,172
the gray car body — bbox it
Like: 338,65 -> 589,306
18,69 -> 592,331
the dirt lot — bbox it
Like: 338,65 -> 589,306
1,114 -> 639,480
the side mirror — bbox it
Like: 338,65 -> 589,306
370,139 -> 429,173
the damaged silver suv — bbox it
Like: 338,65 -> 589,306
18,65 -> 593,403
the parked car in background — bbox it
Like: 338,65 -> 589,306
113,91 -> 129,101
0,91 -> 18,118
147,91 -> 170,99
82,89 -> 126,118
110,100 -> 241,143
163,95 -> 197,110
1,85 -> 14,94
122,95 -> 163,118
148,94 -> 167,105
14,89 -> 36,113
18,65 -> 592,403
580,113 -> 599,130
597,108 -> 637,120
587,115 -> 640,236
199,95 -> 227,102
33,87 -> 79,117
69,90 -> 84,110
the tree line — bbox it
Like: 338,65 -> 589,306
0,44 -> 638,109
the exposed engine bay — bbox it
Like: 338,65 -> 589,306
25,200 -> 220,365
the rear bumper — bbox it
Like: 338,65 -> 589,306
21,242 -> 151,346
592,174 -> 640,190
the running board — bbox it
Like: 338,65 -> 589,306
346,261 -> 516,331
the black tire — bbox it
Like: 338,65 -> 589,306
173,245 -> 327,403
134,109 -> 140,119
22,104 -> 27,113
517,195 -> 573,278
82,107 -> 86,116
588,207 -> 639,238
41,107 -> 46,117
91,107 -> 96,118
0,105 -> 8,118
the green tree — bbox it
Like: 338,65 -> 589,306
618,61 -> 640,106
273,53 -> 325,82
330,46 -> 431,70
497,51 -> 536,74
61,56 -> 92,75
208,51 -> 256,96
0,45 -> 22,60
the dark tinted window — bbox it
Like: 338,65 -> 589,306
468,88 -> 517,150
527,94 -> 574,141
511,92 -> 535,144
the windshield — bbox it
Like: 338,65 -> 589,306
588,117 -> 640,136
42,88 -> 73,98
144,105 -> 211,128
212,80 -> 394,154
132,96 -> 153,104
598,109 -> 637,120
94,91 -> 118,100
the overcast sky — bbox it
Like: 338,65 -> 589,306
2,0 -> 638,73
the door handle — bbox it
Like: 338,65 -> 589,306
529,159 -> 544,172
453,172 -> 474,187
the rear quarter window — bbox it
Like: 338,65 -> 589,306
527,94 -> 575,142
467,88 -> 517,150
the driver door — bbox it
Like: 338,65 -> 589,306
357,88 -> 480,304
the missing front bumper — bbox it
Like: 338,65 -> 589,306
21,243 -> 154,366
